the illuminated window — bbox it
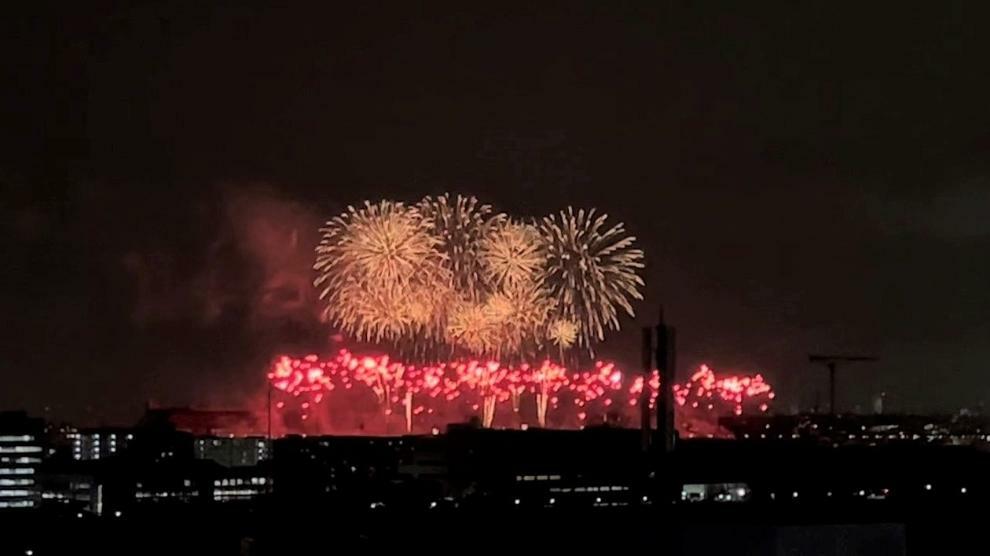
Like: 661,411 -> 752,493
0,447 -> 42,454
0,468 -> 33,475
0,435 -> 34,442
0,490 -> 33,497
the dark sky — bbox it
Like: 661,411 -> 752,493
3,2 -> 990,424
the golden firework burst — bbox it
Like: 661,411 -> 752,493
539,207 -> 644,353
480,220 -> 544,290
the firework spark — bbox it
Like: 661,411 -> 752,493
485,284 -> 553,359
539,207 -> 644,354
269,350 -> 774,434
547,319 -> 578,352
446,301 -> 499,357
480,220 -> 545,290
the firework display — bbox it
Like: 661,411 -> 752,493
314,200 -> 446,343
267,350 -> 774,435
539,208 -> 645,354
315,195 -> 644,361
480,220 -> 545,291
418,194 -> 502,299
304,194 -> 769,436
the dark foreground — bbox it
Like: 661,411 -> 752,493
4,500 -> 982,555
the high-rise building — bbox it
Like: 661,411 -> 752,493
68,428 -> 134,461
194,436 -> 270,467
0,412 -> 45,509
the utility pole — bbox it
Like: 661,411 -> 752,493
267,386 -> 273,441
808,355 -> 877,414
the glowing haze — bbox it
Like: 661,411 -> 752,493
267,350 -> 774,435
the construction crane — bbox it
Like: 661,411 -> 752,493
809,354 -> 878,414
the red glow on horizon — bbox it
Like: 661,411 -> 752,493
267,349 -> 775,435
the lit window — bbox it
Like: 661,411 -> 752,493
0,490 -> 33,497
0,435 -> 34,442
0,447 -> 42,454
0,468 -> 33,475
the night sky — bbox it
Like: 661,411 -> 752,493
3,2 -> 990,424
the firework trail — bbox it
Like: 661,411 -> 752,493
539,208 -> 644,355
